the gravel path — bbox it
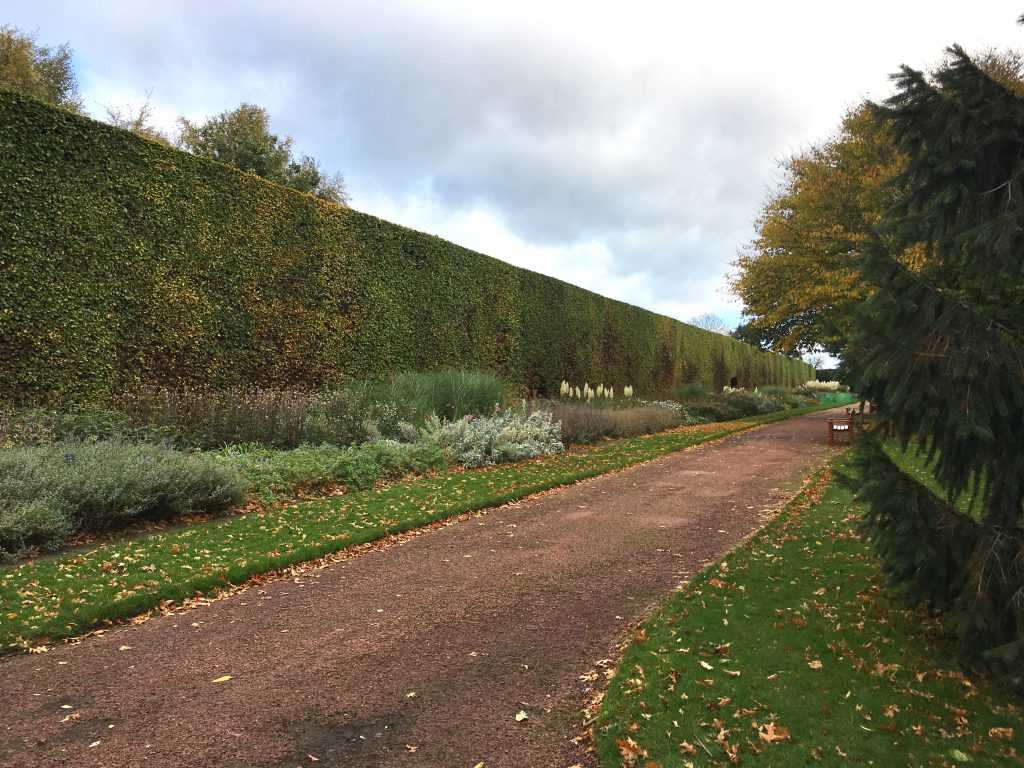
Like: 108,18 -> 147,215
0,409 -> 845,768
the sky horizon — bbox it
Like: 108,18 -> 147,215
6,2 -> 1022,359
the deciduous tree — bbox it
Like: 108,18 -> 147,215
178,103 -> 349,204
687,312 -> 731,335
0,25 -> 82,112
730,105 -> 902,355
104,89 -> 171,145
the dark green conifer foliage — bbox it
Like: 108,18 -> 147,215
847,47 -> 1024,684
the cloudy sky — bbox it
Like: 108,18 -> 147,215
7,2 -> 1021,341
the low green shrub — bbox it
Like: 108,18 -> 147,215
548,403 -> 683,445
754,384 -> 789,396
0,496 -> 72,557
0,441 -> 245,557
685,402 -> 727,422
215,441 -> 447,503
421,409 -> 562,468
0,405 -> 57,447
721,391 -> 786,416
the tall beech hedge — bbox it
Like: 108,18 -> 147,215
0,92 -> 812,402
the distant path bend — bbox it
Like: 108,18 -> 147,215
0,408 -> 846,768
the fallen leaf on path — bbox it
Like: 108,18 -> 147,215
515,710 -> 528,722
405,691 -> 416,698
405,745 -> 417,752
211,675 -> 233,683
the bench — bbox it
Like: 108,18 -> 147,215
827,417 -> 855,445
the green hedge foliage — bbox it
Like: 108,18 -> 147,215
0,92 -> 813,403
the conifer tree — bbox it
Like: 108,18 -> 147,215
847,47 -> 1024,681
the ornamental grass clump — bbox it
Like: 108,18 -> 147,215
548,403 -> 682,445
559,380 -> 632,402
117,385 -> 383,449
421,408 -> 563,468
0,440 -> 244,558
670,383 -> 710,400
795,379 -> 847,394
363,369 -> 508,424
0,403 -> 173,447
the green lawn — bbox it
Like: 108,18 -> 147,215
0,406 -> 825,653
594,453 -> 1022,767
882,440 -> 982,519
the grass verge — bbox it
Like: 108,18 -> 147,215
593,453 -> 1023,767
0,405 -> 825,654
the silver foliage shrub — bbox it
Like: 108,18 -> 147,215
421,408 -> 563,468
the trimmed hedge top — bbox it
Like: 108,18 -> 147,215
0,91 -> 813,402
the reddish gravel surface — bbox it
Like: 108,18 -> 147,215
1,409 -> 846,768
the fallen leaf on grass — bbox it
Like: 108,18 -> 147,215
988,727 -> 1015,741
211,675 -> 233,683
758,722 -> 791,743
616,736 -> 647,764
807,660 -> 823,669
